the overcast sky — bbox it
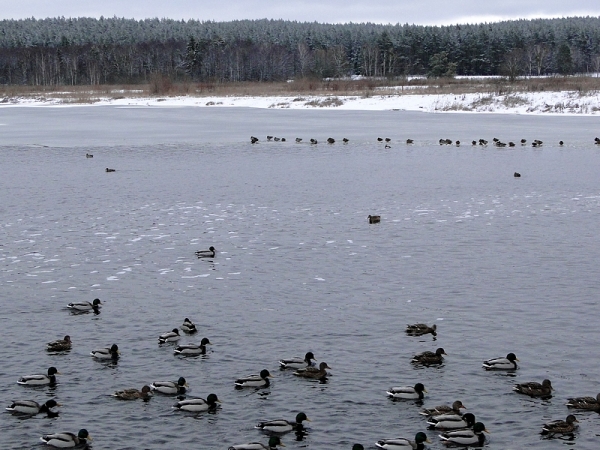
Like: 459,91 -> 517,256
2,1 -> 599,26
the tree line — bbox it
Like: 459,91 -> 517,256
1,16 -> 599,85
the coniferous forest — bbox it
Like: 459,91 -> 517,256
1,16 -> 600,85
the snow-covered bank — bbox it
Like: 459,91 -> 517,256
2,90 -> 600,115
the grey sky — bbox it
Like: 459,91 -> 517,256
2,1 -> 599,25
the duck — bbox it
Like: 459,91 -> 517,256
406,139 -> 414,144
327,137 -> 335,144
251,136 -> 259,144
85,153 -> 93,158
40,429 -> 91,447
439,422 -> 488,446
343,138 -> 349,143
412,348 -> 446,365
150,377 -> 188,395
228,436 -> 284,450
566,393 -> 600,410
180,317 -> 197,333
113,385 -> 152,400
174,337 -> 211,356
158,328 -> 180,343
256,412 -> 310,433
541,414 -> 579,436
406,323 -> 437,337
420,400 -> 466,417
387,383 -> 427,400
427,412 -> 476,430
482,352 -> 518,370
90,344 -> 120,360
172,393 -> 221,412
105,168 -> 116,172
375,432 -> 431,449
513,379 -> 553,398
293,362 -> 331,380
47,335 -> 72,352
514,172 -> 521,178
368,215 -> 381,224
310,139 -> 318,144
67,298 -> 101,312
6,399 -> 60,416
195,246 -> 216,257
295,138 -> 302,143
279,352 -> 316,369
235,369 -> 273,388
18,367 -> 60,386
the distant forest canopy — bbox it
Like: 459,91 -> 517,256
1,16 -> 600,85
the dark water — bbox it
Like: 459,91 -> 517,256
1,107 -> 600,449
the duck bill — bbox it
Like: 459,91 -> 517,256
279,443 -> 286,447
425,438 -> 432,443
87,435 -> 93,441
484,429 -> 490,433
56,403 -> 62,407
305,418 -> 311,422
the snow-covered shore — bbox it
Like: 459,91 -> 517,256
2,89 -> 600,115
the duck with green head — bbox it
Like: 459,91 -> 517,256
228,436 -> 285,450
375,432 -> 431,449
255,412 -> 310,433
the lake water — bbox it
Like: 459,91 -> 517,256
1,106 -> 599,450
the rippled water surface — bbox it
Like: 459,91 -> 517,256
1,107 -> 600,450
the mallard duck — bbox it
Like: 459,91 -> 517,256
113,385 -> 152,400
174,337 -> 211,356
293,362 -> 331,380
513,379 -> 553,398
375,432 -> 431,449
368,215 -> 381,224
235,369 -> 273,388
412,348 -> 446,365
541,414 -> 579,435
158,328 -> 180,343
90,344 -> 120,360
387,383 -> 427,400
18,367 -> 60,386
180,318 -> 197,333
195,246 -> 216,257
420,400 -> 466,417
482,352 -> 518,370
47,335 -> 72,351
566,393 -> 600,410
6,399 -> 60,416
40,429 -> 91,447
151,377 -> 188,395
105,168 -> 116,172
228,436 -> 284,450
427,412 -> 476,430
279,352 -> 316,369
67,298 -> 101,312
256,412 -> 310,433
439,422 -> 488,446
406,324 -> 437,337
172,393 -> 220,412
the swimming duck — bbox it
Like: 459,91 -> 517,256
412,348 -> 446,365
482,352 -> 518,370
181,317 -> 197,333
406,323 -> 437,337
67,298 -> 101,312
427,412 -> 476,430
541,414 -> 579,436
327,137 -> 335,144
368,215 -> 381,224
195,246 -> 216,257
172,393 -> 220,412
420,400 -> 465,417
256,412 -> 310,433
150,377 -> 188,395
235,369 -> 273,388
375,432 -> 431,449
228,436 -> 284,450
158,328 -> 180,343
6,399 -> 60,416
513,379 -> 553,398
407,139 -> 414,144
40,429 -> 91,447
343,138 -> 349,143
174,337 -> 211,356
279,352 -> 316,369
18,367 -> 60,386
293,362 -> 331,380
439,422 -> 488,446
113,385 -> 152,400
387,383 -> 427,400
251,136 -> 259,144
566,393 -> 600,410
514,172 -> 521,178
105,168 -> 116,172
47,335 -> 72,352
85,153 -> 93,158
90,344 -> 120,360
